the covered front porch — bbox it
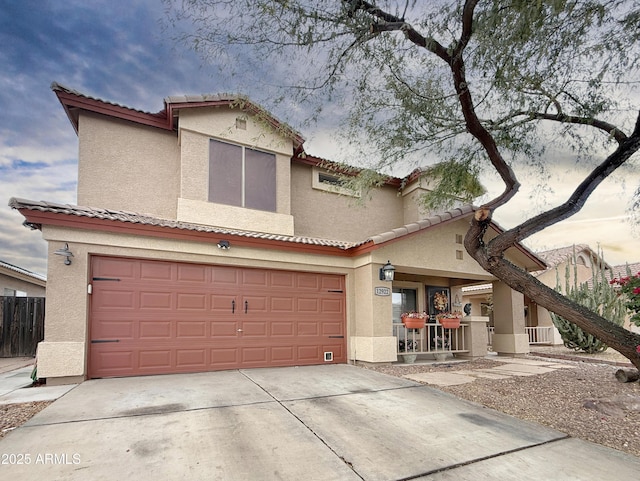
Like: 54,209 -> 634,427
347,215 -> 547,365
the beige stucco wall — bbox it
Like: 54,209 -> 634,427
77,112 -> 180,219
290,162 -> 404,242
176,109 -> 294,234
373,218 -> 494,280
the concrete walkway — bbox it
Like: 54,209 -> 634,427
0,364 -> 638,480
0,358 -> 76,405
404,356 -> 575,386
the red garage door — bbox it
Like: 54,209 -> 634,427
89,256 -> 346,378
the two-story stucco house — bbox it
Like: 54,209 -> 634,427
9,83 -> 545,385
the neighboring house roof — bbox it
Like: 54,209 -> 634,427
609,262 -> 640,279
532,244 -> 610,275
0,259 -> 46,284
9,198 -> 543,267
51,82 -> 305,148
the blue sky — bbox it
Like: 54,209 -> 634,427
1,0 -> 638,276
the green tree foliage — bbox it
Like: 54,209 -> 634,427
550,249 -> 626,353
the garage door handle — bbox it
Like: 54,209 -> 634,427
232,300 -> 235,314
245,300 -> 248,314
91,339 -> 120,343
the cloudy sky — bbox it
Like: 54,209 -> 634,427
1,0 -> 638,277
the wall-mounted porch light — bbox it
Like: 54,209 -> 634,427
379,260 -> 395,282
54,243 -> 74,265
217,240 -> 231,250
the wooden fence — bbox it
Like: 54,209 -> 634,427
0,296 -> 45,357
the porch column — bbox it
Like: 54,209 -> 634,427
491,280 -> 530,356
349,263 -> 397,363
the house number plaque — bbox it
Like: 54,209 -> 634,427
374,287 -> 391,296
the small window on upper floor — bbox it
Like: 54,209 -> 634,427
455,234 -> 463,244
209,139 -> 276,212
312,167 -> 360,197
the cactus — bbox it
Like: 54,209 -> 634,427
550,247 -> 626,354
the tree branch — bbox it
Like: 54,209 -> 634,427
487,110 -> 640,256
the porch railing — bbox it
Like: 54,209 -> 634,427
394,322 -> 469,355
486,326 -> 554,346
526,326 -> 554,344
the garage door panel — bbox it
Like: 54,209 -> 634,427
90,257 -> 346,378
92,349 -> 134,373
140,262 -> 174,281
177,293 -> 208,310
176,321 -> 207,338
211,266 -> 239,286
95,290 -> 135,309
93,257 -> 136,280
296,274 -> 320,290
297,322 -> 319,336
139,349 -> 172,370
211,320 -> 238,337
176,349 -> 206,368
270,297 -> 294,312
297,345 -> 321,362
320,275 -> 344,291
210,294 -> 237,312
139,291 -> 173,310
270,272 -> 295,288
241,321 -> 268,337
92,320 -> 134,339
139,320 -> 172,339
177,264 -> 208,283
242,296 -> 268,314
242,269 -> 268,287
321,321 -> 344,336
271,321 -> 294,336
297,298 -> 319,312
241,347 -> 268,363
211,348 -> 238,365
321,298 -> 343,314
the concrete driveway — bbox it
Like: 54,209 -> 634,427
1,364 -> 638,480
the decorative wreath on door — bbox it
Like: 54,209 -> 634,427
433,291 -> 449,312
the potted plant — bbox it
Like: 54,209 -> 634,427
436,311 -> 462,329
432,335 -> 450,361
401,311 -> 427,329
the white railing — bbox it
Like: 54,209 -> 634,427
526,326 -> 554,344
394,322 -> 468,355
486,326 -> 553,345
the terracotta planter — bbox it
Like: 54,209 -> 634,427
401,316 -> 425,329
438,318 -> 461,329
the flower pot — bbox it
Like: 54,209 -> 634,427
401,353 -> 417,364
438,318 -> 460,329
434,352 -> 447,362
401,315 -> 425,329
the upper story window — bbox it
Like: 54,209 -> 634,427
209,139 -> 276,212
311,166 -> 360,197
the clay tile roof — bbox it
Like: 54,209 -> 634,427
609,262 -> 640,279
8,198 -> 357,250
367,204 -> 474,245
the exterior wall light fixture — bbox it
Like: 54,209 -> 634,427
217,240 -> 231,250
379,260 -> 395,282
54,243 -> 74,265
